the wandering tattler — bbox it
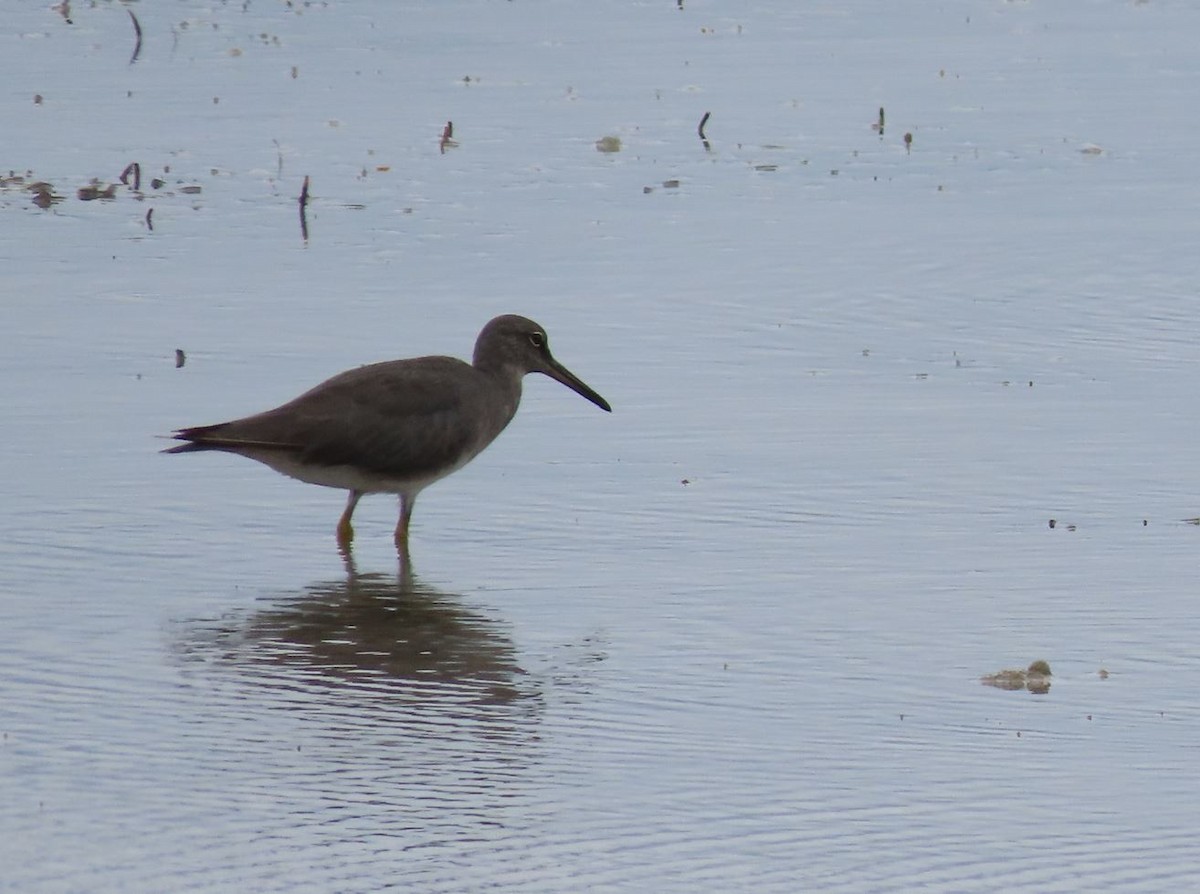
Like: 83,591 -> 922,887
165,315 -> 611,553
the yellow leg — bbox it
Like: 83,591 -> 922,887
337,490 -> 362,551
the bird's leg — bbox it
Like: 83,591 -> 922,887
337,490 -> 362,551
395,493 -> 416,556
340,545 -> 360,580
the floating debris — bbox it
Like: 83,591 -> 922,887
175,349 -> 186,369
982,660 -> 1052,694
25,181 -> 62,209
127,8 -> 143,65
298,175 -> 310,243
595,135 -> 622,153
904,132 -> 913,153
77,180 -> 118,201
439,120 -> 457,154
119,161 -> 141,191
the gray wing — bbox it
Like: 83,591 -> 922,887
168,357 -> 494,477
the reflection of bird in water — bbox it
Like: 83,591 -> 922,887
178,559 -> 539,717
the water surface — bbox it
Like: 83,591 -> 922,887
4,1 -> 1200,890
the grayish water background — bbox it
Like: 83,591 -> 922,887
3,1 -> 1200,890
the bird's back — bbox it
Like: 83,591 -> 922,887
168,355 -> 522,484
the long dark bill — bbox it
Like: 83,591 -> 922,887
542,358 -> 612,412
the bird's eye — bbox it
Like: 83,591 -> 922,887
529,331 -> 545,348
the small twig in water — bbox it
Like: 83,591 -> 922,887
119,162 -> 141,191
145,207 -> 154,231
697,111 -> 710,140
298,175 -> 310,243
127,8 -> 143,65
439,121 -> 457,154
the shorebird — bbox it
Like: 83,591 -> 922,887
165,314 -> 610,554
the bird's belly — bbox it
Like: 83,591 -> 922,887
244,448 -> 477,496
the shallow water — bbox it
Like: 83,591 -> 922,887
4,1 -> 1200,890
